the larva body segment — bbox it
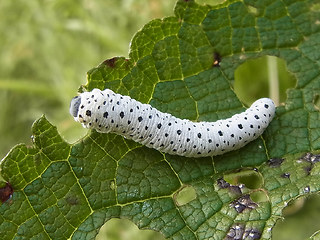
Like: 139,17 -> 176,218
70,88 -> 275,158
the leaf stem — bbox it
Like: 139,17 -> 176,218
267,56 -> 280,105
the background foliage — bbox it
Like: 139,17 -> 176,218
0,0 -> 318,239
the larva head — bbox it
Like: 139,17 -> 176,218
69,89 -> 108,129
69,96 -> 81,118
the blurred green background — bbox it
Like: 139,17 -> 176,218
0,0 -> 317,239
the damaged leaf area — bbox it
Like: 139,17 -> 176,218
1,0 -> 320,239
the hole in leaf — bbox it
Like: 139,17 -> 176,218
196,0 -> 225,5
96,218 -> 164,240
173,185 -> 197,206
311,3 -> 320,12
250,190 -> 268,203
273,195 -> 320,240
313,94 -> 320,111
234,56 -> 296,107
224,169 -> 263,189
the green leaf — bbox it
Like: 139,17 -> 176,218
1,0 -> 320,239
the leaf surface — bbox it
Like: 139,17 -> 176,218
1,0 -> 320,239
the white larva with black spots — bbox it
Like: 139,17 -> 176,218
70,88 -> 275,158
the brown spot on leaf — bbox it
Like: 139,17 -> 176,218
230,194 -> 258,213
0,182 -> 13,203
217,178 -> 230,189
217,178 -> 242,195
280,173 -> 290,178
102,57 -> 119,68
66,196 -> 79,206
226,223 -> 245,240
267,158 -> 284,167
213,52 -> 221,67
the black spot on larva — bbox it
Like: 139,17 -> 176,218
231,134 -> 234,138
103,101 -> 106,105
95,118 -> 98,122
80,105 -> 84,109
112,106 -> 115,111
97,106 -> 100,109
119,112 -> 124,118
86,110 -> 91,116
226,124 -> 230,127
128,120 -> 131,124
170,141 -> 174,144
149,115 -> 152,119
165,133 -> 169,137
254,115 -> 259,119
177,130 -> 182,135
157,123 -> 162,129
116,101 -> 120,105
238,124 -> 243,129
250,124 -> 253,128
281,173 -> 290,178
160,144 -> 164,147
197,152 -> 201,155
264,104 -> 269,108
244,117 -> 248,120
103,112 -> 108,118
130,108 -> 133,112
173,149 -> 177,152
145,126 -> 148,130
198,133 -> 201,138
258,125 -> 261,129
188,128 -> 191,131
208,139 -> 212,143
168,122 -> 172,126
138,116 -> 143,122
111,119 -> 114,123
218,130 -> 223,136
216,143 -> 219,147
193,145 -> 197,148
267,158 -> 284,167
187,138 -> 190,142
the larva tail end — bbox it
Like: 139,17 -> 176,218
70,96 -> 81,118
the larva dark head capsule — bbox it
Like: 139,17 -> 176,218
69,96 -> 81,117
